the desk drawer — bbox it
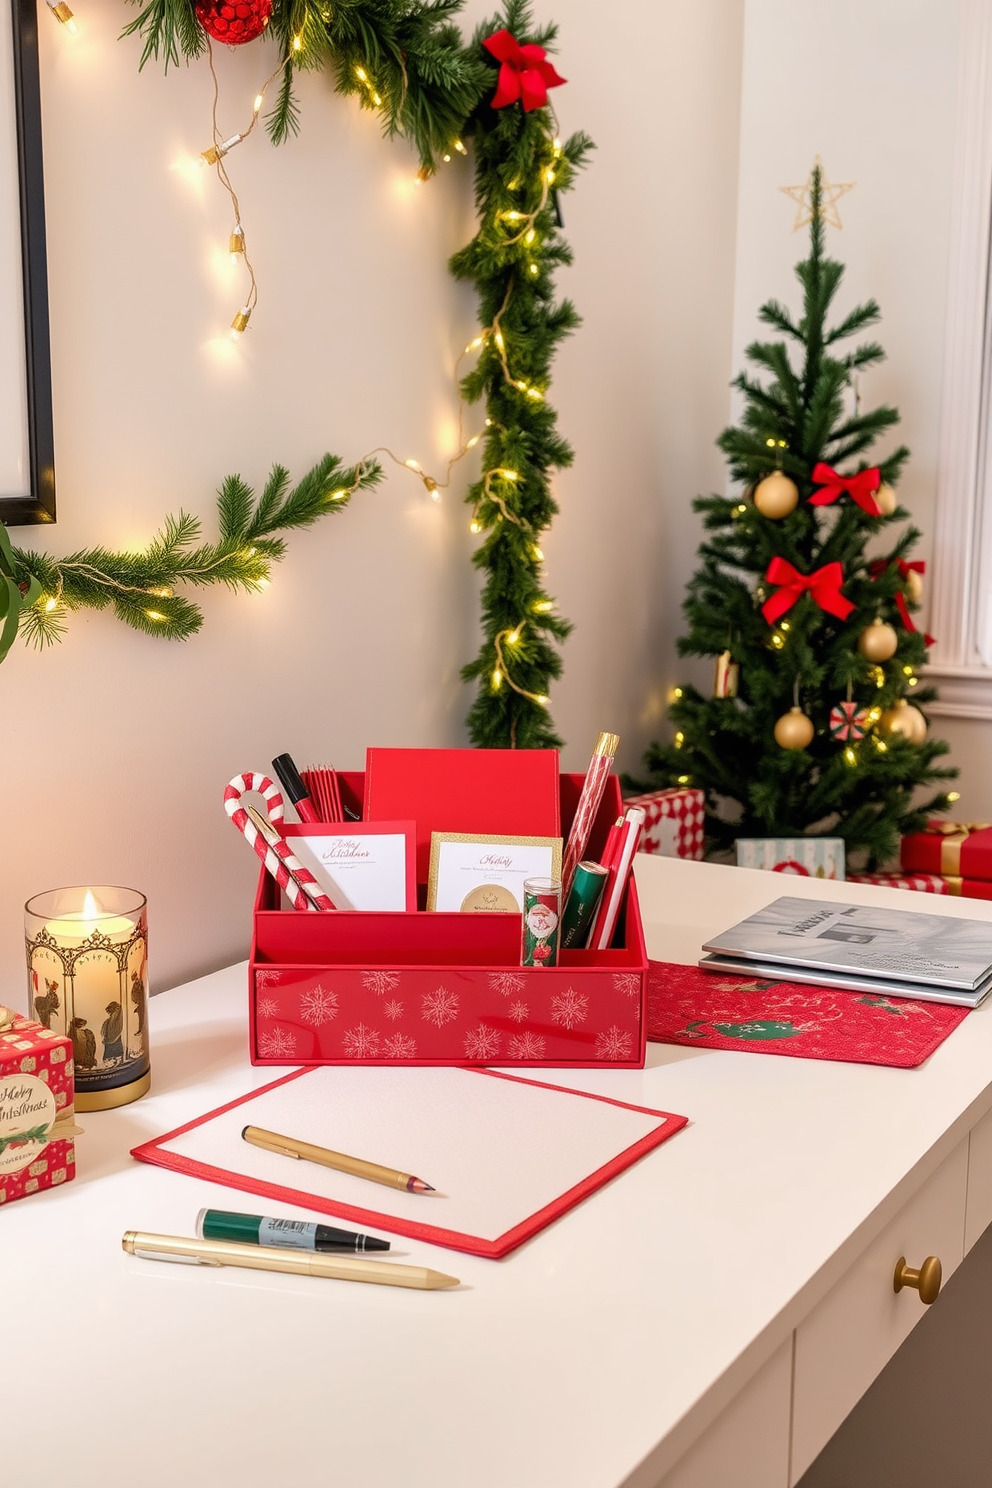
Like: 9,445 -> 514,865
790,1138 -> 968,1484
965,1103 -> 992,1250
656,1338 -> 792,1488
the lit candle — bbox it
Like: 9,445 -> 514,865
25,887 -> 151,1111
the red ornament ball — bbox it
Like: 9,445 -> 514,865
195,0 -> 272,44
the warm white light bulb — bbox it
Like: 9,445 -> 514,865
230,307 -> 251,340
47,0 -> 77,31
200,134 -> 242,167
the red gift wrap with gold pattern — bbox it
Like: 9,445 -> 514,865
623,786 -> 705,861
0,1007 -> 76,1206
249,772 -> 647,1069
900,821 -> 992,881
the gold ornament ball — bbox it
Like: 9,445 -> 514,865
753,472 -> 799,520
905,569 -> 924,605
875,482 -> 898,516
857,618 -> 899,662
880,699 -> 928,745
774,706 -> 815,750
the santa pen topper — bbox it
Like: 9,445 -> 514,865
562,732 -> 620,899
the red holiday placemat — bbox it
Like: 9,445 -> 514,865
647,961 -> 969,1068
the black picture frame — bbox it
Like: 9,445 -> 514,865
3,0 -> 55,525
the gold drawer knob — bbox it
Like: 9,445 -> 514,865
893,1255 -> 942,1305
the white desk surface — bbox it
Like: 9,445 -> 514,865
7,856 -> 992,1488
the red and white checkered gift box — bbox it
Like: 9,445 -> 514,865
0,1006 -> 76,1206
624,787 -> 705,861
847,872 -> 949,894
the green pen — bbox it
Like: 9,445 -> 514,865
196,1207 -> 390,1254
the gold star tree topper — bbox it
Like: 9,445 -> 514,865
780,158 -> 855,231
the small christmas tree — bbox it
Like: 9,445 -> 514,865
638,164 -> 956,867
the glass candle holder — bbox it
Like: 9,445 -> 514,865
25,886 -> 150,1111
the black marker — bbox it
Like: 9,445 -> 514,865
196,1207 -> 390,1253
271,753 -> 320,824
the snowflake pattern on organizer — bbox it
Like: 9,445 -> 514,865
421,987 -> 460,1027
255,969 -> 283,990
463,1023 -> 502,1060
382,1032 -> 417,1058
250,967 -> 644,1064
258,1026 -> 297,1058
595,1025 -> 634,1061
550,988 -> 589,1029
488,971 -> 527,997
342,1023 -> 381,1059
613,973 -> 641,999
508,1031 -> 547,1059
299,985 -> 339,1027
362,971 -> 401,996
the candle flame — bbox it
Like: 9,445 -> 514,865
82,889 -> 100,921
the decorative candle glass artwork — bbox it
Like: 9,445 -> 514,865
24,886 -> 150,1110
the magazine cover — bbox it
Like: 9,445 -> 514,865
702,897 -> 992,992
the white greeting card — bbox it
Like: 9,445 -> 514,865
427,832 -> 562,913
285,822 -> 416,911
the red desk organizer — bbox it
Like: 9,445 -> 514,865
248,772 -> 647,1068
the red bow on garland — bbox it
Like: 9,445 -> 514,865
483,29 -> 566,112
808,462 -> 882,517
867,558 -> 935,646
761,557 -> 856,625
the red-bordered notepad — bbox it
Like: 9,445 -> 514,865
131,1065 -> 687,1259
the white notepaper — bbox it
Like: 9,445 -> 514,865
155,1066 -> 670,1244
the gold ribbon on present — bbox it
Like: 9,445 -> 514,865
943,876 -> 964,897
923,822 -> 992,877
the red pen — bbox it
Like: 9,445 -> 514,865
271,754 -> 320,824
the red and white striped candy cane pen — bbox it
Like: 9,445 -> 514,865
224,772 -> 336,912
562,732 -> 620,900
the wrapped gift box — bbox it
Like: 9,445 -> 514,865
736,837 -> 845,880
942,877 -> 992,900
249,770 -> 647,1069
901,821 -> 992,881
0,1007 -> 75,1206
624,787 -> 705,860
848,872 -> 948,894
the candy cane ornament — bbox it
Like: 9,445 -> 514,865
224,772 -> 336,912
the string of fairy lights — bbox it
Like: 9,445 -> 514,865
40,5 -> 563,705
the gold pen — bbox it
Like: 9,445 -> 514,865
122,1232 -> 458,1289
242,1124 -> 436,1194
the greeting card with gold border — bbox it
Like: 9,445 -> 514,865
427,833 -> 562,913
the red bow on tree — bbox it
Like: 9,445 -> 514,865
867,558 -> 934,646
761,557 -> 855,625
483,29 -> 566,112
808,462 -> 882,517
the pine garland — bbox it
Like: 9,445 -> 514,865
5,0 -> 589,755
452,0 -> 591,747
122,0 -> 492,173
633,166 -> 956,868
11,456 -> 380,649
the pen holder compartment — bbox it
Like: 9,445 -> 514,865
248,773 -> 647,1068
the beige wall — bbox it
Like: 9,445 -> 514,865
1,0 -> 745,1001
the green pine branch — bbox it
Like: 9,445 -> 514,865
9,455 -> 380,650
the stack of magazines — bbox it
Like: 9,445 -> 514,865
701,896 -> 992,1008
